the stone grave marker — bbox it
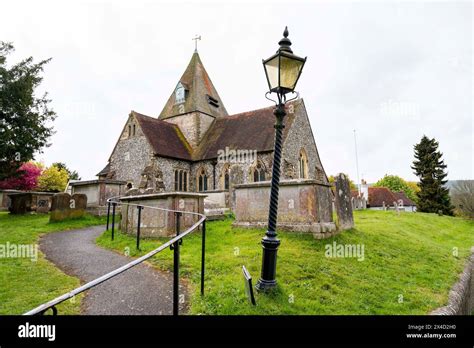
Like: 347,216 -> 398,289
50,193 -> 87,222
334,173 -> 354,230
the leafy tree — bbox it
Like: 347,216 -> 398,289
450,180 -> 474,218
0,162 -> 42,190
0,42 -> 56,180
406,181 -> 420,203
52,162 -> 81,180
373,175 -> 417,202
411,136 -> 453,215
37,164 -> 68,192
328,174 -> 357,191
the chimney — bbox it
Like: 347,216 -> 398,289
361,179 -> 369,200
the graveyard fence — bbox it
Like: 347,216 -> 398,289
24,196 -> 207,316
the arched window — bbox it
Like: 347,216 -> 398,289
220,164 -> 230,190
224,173 -> 229,190
132,124 -> 136,136
174,169 -> 188,192
252,162 -> 266,182
197,168 -> 208,192
299,149 -> 309,179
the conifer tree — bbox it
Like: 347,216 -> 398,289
411,136 -> 453,215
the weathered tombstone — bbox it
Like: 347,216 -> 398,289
50,193 -> 87,222
334,173 -> 354,230
69,194 -> 87,219
8,193 -> 32,214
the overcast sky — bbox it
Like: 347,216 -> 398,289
1,0 -> 472,183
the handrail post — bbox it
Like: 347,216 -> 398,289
111,202 -> 116,241
106,202 -> 111,230
201,220 -> 206,296
173,211 -> 182,316
136,205 -> 142,250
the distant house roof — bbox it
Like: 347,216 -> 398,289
393,191 -> 416,206
134,112 -> 193,161
367,187 -> 397,207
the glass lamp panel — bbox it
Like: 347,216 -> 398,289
264,55 -> 280,90
279,55 -> 304,91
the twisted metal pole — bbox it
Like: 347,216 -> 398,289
255,103 -> 285,292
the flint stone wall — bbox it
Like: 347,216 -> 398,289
120,192 -> 206,238
431,247 -> 474,315
50,193 -> 87,222
233,179 -> 336,238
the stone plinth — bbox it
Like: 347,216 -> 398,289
232,180 -> 337,238
120,192 -> 206,238
8,192 -> 55,214
70,179 -> 126,215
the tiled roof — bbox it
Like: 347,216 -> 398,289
393,191 -> 416,206
193,99 -> 300,160
367,187 -> 397,207
159,52 -> 228,119
134,112 -> 192,161
96,163 -> 110,176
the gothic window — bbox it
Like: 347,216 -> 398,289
174,169 -> 188,192
132,124 -> 136,136
220,164 -> 230,190
197,168 -> 208,192
299,149 -> 309,179
224,173 -> 229,190
252,162 -> 266,182
128,125 -> 132,138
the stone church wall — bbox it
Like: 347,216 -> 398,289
156,157 -> 192,191
281,100 -> 327,182
109,117 -> 154,187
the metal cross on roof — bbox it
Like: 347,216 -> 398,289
192,35 -> 201,52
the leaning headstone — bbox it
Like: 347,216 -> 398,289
50,193 -> 87,222
334,173 -> 354,230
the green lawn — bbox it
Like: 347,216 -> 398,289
96,210 -> 473,315
0,211 -> 106,315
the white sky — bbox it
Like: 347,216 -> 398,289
1,0 -> 472,183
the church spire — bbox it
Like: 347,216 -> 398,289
158,52 -> 228,120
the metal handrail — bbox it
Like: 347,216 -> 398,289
24,195 -> 206,316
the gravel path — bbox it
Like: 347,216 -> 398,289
40,225 -> 185,315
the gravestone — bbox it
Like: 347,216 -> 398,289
334,173 -> 354,230
8,193 -> 32,214
50,193 -> 87,222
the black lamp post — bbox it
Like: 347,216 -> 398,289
256,27 -> 306,292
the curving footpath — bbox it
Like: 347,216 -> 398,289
39,225 -> 186,315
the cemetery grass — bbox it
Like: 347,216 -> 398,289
0,212 -> 107,315
96,210 -> 473,315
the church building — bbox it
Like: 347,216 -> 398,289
97,50 -> 331,213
